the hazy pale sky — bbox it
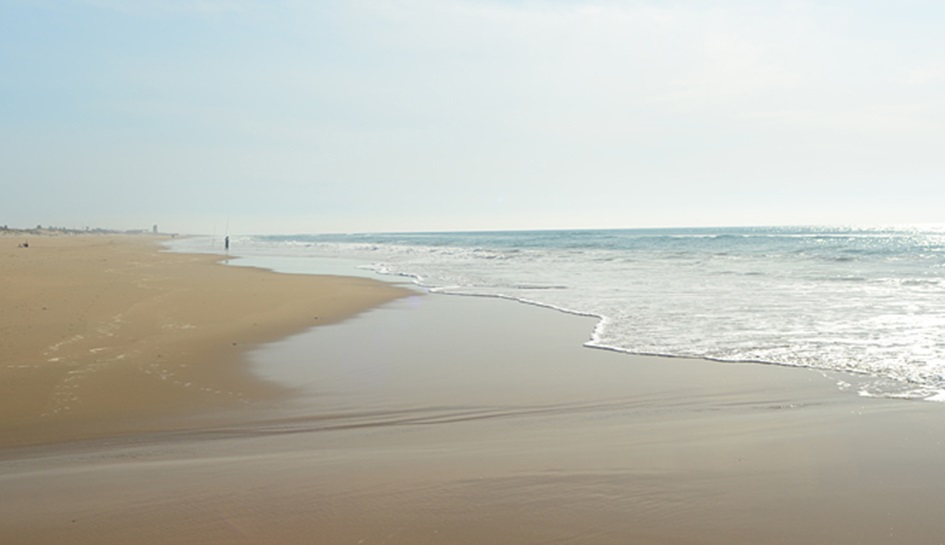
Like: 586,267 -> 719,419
2,0 -> 944,234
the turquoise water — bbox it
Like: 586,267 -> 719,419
171,225 -> 945,401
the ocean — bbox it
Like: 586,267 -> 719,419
169,225 -> 945,402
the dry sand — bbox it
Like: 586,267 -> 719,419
0,235 -> 409,447
3,237 -> 945,544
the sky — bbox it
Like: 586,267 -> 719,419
2,0 -> 944,234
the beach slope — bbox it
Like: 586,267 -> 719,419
3,237 -> 945,544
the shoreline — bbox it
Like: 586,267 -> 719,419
356,288 -> 932,405
0,234 -> 411,448
4,236 -> 945,543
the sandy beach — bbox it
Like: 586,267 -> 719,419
0,235 -> 409,447
3,236 -> 945,544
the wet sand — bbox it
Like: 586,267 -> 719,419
3,239 -> 945,544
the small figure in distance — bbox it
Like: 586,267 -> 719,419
18,241 -> 28,248
224,235 -> 229,252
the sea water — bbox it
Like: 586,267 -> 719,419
170,225 -> 945,401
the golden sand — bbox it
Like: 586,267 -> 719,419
0,235 -> 409,447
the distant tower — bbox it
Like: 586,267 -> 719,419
153,224 -> 158,234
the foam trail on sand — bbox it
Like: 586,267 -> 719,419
169,225 -> 945,401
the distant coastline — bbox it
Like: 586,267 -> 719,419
0,224 -> 178,237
